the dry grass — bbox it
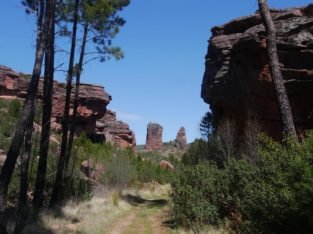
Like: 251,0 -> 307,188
22,183 -> 228,234
23,189 -> 132,234
125,181 -> 171,200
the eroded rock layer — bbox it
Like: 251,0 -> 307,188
201,4 -> 313,139
96,110 -> 136,149
0,65 -> 136,148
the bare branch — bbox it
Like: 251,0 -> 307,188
83,56 -> 104,65
54,63 -> 64,71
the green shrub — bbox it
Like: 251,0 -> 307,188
181,139 -> 209,165
7,99 -> 21,118
172,133 -> 313,233
0,99 -> 21,151
72,134 -> 175,189
132,155 -> 173,184
101,149 -> 135,191
171,162 -> 225,230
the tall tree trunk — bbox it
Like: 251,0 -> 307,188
258,0 -> 297,139
33,0 -> 56,210
13,112 -> 34,234
0,0 -> 47,230
65,23 -> 89,174
50,0 -> 79,206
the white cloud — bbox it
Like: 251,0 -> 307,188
113,109 -> 145,122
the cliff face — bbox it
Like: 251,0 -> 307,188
0,65 -> 136,149
201,4 -> 313,139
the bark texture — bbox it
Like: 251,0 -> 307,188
258,0 -> 297,138
65,23 -> 88,174
13,112 -> 34,234
33,0 -> 56,210
50,0 -> 79,206
0,0 -> 48,230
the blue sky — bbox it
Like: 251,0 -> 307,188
0,0 -> 312,144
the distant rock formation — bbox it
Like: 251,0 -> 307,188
0,65 -> 136,149
175,127 -> 187,150
96,110 -> 136,149
145,123 -> 163,150
201,4 -> 313,139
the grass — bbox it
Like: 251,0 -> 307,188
120,206 -> 155,234
22,183 -> 171,234
20,182 -> 228,234
23,189 -> 133,234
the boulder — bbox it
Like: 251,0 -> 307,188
80,159 -> 105,181
159,160 -> 174,171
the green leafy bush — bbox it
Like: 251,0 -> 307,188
171,162 -> 223,230
172,133 -> 313,233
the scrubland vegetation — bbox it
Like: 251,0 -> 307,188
1,0 -> 312,233
171,119 -> 313,233
2,99 -> 313,234
0,99 -> 176,233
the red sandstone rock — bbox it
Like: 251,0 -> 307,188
0,65 -> 110,134
175,127 -> 187,150
201,4 -> 313,140
159,160 -> 174,172
96,110 -> 136,149
145,123 -> 163,151
81,159 -> 105,181
0,65 -> 136,149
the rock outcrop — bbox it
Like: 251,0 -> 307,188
96,110 -> 136,149
0,65 -> 136,148
145,123 -> 163,151
201,4 -> 313,139
175,127 -> 187,150
81,159 -> 105,181
159,160 -> 174,172
0,65 -> 110,134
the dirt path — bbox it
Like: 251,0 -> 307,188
105,203 -> 174,234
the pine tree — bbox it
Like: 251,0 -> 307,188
258,0 -> 297,139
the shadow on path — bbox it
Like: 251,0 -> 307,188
121,193 -> 168,207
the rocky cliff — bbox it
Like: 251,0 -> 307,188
201,4 -> 313,139
0,65 -> 136,148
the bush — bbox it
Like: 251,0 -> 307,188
171,162 -> 224,230
172,133 -> 313,233
101,149 -> 135,191
181,139 -> 209,165
72,134 -> 175,189
0,99 -> 21,151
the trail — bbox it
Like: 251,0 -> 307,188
104,197 -> 174,234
